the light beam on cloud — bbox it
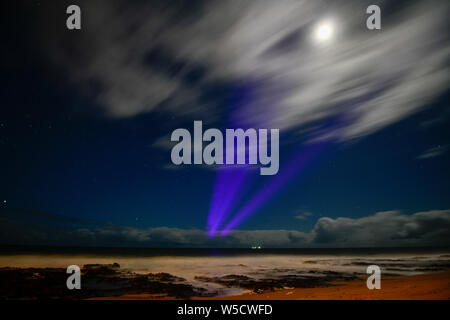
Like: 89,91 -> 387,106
213,102 -> 356,235
207,82 -> 263,237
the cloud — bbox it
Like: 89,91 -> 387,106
2,208 -> 449,247
311,210 -> 450,247
44,0 -> 449,144
417,145 -> 447,160
294,211 -> 313,220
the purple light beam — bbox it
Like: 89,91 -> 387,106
220,141 -> 326,236
207,167 -> 249,236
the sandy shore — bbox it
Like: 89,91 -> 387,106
91,271 -> 450,300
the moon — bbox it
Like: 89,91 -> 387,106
313,20 -> 335,43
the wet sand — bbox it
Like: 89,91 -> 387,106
205,271 -> 450,300
91,271 -> 450,300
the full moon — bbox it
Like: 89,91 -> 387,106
314,21 -> 334,42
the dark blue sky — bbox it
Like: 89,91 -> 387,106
1,0 -> 449,247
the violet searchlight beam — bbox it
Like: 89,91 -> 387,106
220,142 -> 326,236
207,167 -> 249,237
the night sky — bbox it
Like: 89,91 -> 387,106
1,0 -> 449,247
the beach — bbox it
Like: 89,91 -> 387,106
1,247 -> 449,300
88,271 -> 450,300
201,271 -> 450,300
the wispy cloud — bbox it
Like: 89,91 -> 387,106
294,211 -> 313,220
417,145 -> 447,160
43,0 -> 449,144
